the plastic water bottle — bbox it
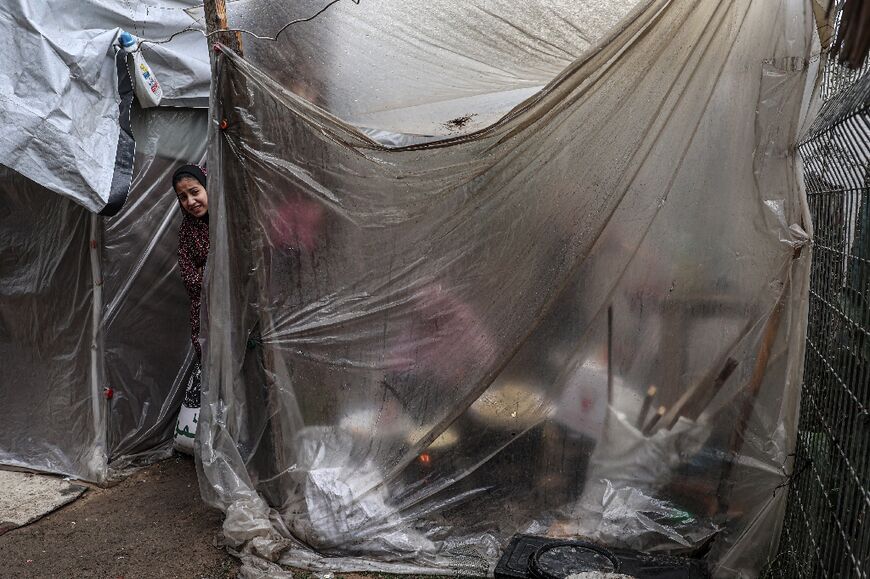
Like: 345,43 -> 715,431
118,30 -> 164,108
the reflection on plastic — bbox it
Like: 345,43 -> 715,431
198,0 -> 816,577
0,108 -> 208,483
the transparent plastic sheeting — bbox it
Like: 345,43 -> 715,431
0,0 -> 208,213
200,0 -> 815,576
103,108 -> 209,474
0,167 -> 98,478
188,0 -> 642,140
0,108 -> 207,482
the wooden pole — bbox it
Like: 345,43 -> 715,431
714,278 -> 791,517
203,0 -> 243,54
642,405 -> 666,437
607,305 -> 614,405
636,385 -> 657,429
202,0 -> 296,505
832,0 -> 870,69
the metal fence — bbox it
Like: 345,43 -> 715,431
769,37 -> 870,579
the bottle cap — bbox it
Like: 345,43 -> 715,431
118,31 -> 136,50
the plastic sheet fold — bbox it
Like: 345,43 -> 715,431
0,108 -> 208,482
104,107 -> 209,474
0,1 -> 208,213
200,0 -> 816,576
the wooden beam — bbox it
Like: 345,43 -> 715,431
202,0 -> 243,55
201,0 -> 297,507
714,277 -> 790,517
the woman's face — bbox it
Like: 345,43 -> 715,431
175,177 -> 208,218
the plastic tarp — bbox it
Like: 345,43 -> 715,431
0,107 -> 207,482
103,107 -> 209,473
187,0 -> 643,140
0,1 -> 208,214
0,167 -> 98,478
199,0 -> 816,576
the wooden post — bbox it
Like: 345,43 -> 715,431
204,0 -> 302,505
714,276 -> 791,517
202,0 -> 295,505
203,0 -> 243,54
607,305 -> 614,405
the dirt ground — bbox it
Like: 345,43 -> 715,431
0,456 -> 239,579
0,457 -> 436,579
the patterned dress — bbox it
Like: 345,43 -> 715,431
177,212 -> 208,407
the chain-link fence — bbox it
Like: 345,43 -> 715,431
769,25 -> 870,578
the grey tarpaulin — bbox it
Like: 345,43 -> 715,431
0,1 -> 208,214
0,167 -> 97,478
0,107 -> 207,482
199,0 -> 818,576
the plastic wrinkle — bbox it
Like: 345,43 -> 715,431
0,108 -> 208,483
206,0 -> 815,576
0,1 -> 209,212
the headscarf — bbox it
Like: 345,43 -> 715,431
174,164 -> 209,359
172,164 -> 207,192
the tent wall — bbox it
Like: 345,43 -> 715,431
103,107 -> 208,471
200,0 -> 815,576
0,168 -> 104,480
0,107 -> 208,482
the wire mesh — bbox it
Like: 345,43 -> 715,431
770,40 -> 870,579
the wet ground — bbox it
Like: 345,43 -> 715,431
0,456 -> 239,579
0,457 -> 438,579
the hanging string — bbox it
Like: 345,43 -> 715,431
132,0 -> 361,51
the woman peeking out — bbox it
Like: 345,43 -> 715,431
172,164 -> 209,453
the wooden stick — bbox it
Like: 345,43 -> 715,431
683,357 -> 739,422
661,332 -> 750,431
715,278 -> 791,516
642,405 -> 666,436
607,305 -> 614,405
636,385 -> 657,429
